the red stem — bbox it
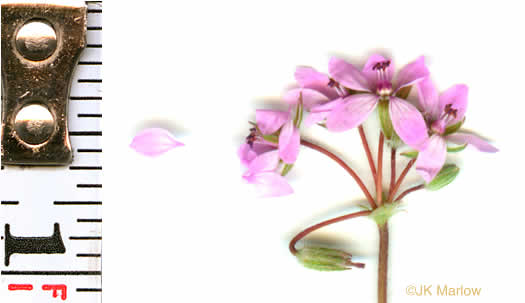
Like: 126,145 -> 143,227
387,158 -> 416,202
358,125 -> 377,182
394,184 -> 424,202
377,224 -> 389,303
389,148 -> 396,197
376,133 -> 384,205
301,139 -> 377,209
289,210 -> 372,255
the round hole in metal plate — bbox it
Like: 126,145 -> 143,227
14,104 -> 55,145
15,20 -> 57,61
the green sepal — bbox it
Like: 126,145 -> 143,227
401,150 -> 418,158
293,97 -> 304,128
447,144 -> 467,153
262,134 -> 279,144
378,100 -> 394,140
443,117 -> 465,136
281,163 -> 294,176
369,203 -> 403,227
395,85 -> 412,100
377,99 -> 403,148
425,164 -> 460,191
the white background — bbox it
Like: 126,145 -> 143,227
103,1 -> 525,302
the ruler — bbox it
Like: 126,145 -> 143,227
1,1 -> 102,302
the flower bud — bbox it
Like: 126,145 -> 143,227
295,247 -> 363,271
425,164 -> 460,190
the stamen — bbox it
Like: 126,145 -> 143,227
372,60 -> 392,97
246,127 -> 257,147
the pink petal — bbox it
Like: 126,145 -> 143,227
415,135 -> 447,182
416,77 -> 440,120
362,54 -> 394,89
438,84 -> 468,125
304,98 -> 346,127
246,150 -> 280,174
244,172 -> 294,198
278,120 -> 300,164
295,67 -> 339,99
238,143 -> 257,167
256,109 -> 290,135
446,132 -> 498,153
283,88 -> 330,110
394,56 -> 429,91
389,97 -> 429,149
326,94 -> 379,132
328,57 -> 371,92
304,111 -> 330,127
130,128 -> 183,157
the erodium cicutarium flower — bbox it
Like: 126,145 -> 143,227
414,78 -> 498,181
310,55 -> 430,149
238,102 -> 305,197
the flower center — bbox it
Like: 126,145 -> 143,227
431,104 -> 458,134
372,60 -> 392,97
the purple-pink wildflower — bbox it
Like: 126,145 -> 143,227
414,78 -> 498,181
312,55 -> 430,149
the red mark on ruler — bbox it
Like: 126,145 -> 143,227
8,284 -> 33,291
42,284 -> 67,300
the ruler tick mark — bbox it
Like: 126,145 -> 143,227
54,201 -> 102,205
77,184 -> 102,188
69,236 -> 102,240
1,270 -> 101,276
70,166 -> 102,170
76,253 -> 101,257
69,131 -> 102,136
77,218 -> 102,223
1,200 -> 19,205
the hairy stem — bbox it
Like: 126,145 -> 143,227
358,125 -> 377,182
376,133 -> 385,205
377,223 -> 389,303
389,149 -> 396,197
394,184 -> 424,202
387,158 -> 416,202
289,210 -> 372,255
301,139 -> 377,209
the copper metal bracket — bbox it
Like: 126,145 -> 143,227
1,3 -> 86,165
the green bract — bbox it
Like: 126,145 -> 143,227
369,203 -> 403,227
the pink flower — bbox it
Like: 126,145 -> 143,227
239,145 -> 294,198
130,128 -> 184,157
256,108 -> 300,164
318,55 -> 430,149
283,67 -> 342,127
414,78 -> 498,182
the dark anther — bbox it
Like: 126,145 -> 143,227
372,60 -> 391,71
328,78 -> 337,87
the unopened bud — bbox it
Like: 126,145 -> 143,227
295,247 -> 364,271
426,164 -> 460,190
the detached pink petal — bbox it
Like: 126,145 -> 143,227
446,132 -> 498,152
278,120 -> 300,164
130,128 -> 183,157
244,172 -> 294,197
256,110 -> 290,135
246,150 -> 280,174
394,56 -> 429,91
326,94 -> 378,132
328,57 -> 371,92
438,84 -> 468,124
415,135 -> 447,182
283,88 -> 330,110
389,97 -> 428,149
416,77 -> 440,119
362,54 -> 394,88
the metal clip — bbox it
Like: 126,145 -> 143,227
1,3 -> 86,165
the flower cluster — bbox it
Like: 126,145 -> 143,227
239,54 -> 497,196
